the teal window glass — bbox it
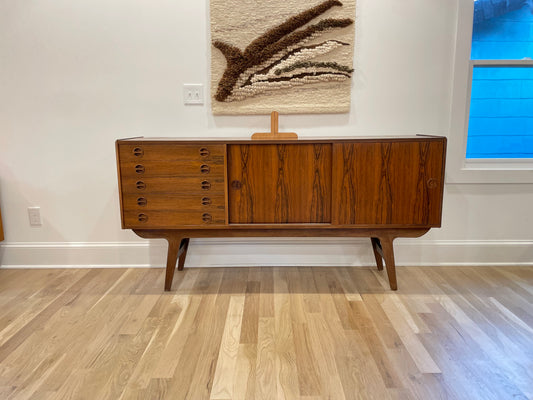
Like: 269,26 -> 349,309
467,66 -> 533,158
471,3 -> 533,60
466,2 -> 533,159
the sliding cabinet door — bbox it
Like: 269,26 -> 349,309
333,140 -> 446,226
228,144 -> 332,224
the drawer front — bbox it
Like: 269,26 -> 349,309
117,142 -> 227,228
123,209 -> 225,228
118,143 -> 225,164
120,160 -> 224,178
122,194 -> 225,212
120,176 -> 225,194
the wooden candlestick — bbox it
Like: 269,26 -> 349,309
251,111 -> 298,140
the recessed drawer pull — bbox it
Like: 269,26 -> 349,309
199,147 -> 210,157
135,165 -> 145,174
137,197 -> 147,206
133,147 -> 144,157
202,213 -> 212,223
138,213 -> 148,222
200,164 -> 210,174
427,178 -> 438,189
201,181 -> 211,190
201,197 -> 211,206
136,181 -> 146,190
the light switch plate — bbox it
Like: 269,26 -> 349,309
183,84 -> 204,105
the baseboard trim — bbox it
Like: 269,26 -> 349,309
1,239 -> 532,268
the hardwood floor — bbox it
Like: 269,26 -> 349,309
0,265 -> 531,400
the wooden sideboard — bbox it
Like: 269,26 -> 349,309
116,136 -> 446,291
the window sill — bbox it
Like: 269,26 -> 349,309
446,158 -> 533,184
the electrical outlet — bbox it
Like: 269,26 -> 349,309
28,207 -> 42,226
183,84 -> 204,105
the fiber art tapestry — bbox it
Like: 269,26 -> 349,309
210,0 -> 356,115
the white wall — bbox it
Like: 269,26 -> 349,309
1,0 -> 532,268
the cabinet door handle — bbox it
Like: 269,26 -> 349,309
138,213 -> 148,222
135,165 -> 145,174
133,147 -> 144,157
201,181 -> 211,190
201,197 -> 212,206
200,164 -> 210,174
136,181 -> 146,190
199,147 -> 210,157
202,213 -> 212,223
137,197 -> 147,206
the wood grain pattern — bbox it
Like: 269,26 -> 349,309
123,209 -> 225,228
120,176 -> 226,195
228,144 -> 332,223
1,266 -> 531,399
210,295 -> 246,399
120,159 -> 225,178
118,143 -> 225,164
332,140 -> 445,226
122,193 -> 226,211
117,141 -> 227,229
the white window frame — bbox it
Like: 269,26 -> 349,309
447,0 -> 533,183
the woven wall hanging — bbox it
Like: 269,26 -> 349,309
210,0 -> 356,115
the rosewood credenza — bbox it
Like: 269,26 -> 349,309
116,136 -> 446,291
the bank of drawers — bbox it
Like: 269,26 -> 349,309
118,143 -> 226,228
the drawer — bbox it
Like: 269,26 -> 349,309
120,176 -> 225,194
120,159 -> 224,178
123,210 -> 225,228
118,143 -> 225,163
122,194 -> 225,212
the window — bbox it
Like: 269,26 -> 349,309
466,1 -> 533,159
448,0 -> 533,183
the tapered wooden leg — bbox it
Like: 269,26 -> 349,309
177,238 -> 190,271
379,236 -> 397,291
165,237 -> 182,291
370,237 -> 384,271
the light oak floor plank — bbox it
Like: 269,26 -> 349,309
0,266 -> 531,400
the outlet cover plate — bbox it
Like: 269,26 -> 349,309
28,207 -> 42,226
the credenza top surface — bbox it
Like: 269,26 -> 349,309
117,134 -> 446,144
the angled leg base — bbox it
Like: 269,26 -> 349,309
133,230 -> 189,291
132,228 -> 429,292
370,237 -> 384,271
377,236 -> 397,291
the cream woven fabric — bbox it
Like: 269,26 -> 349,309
210,0 -> 356,115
